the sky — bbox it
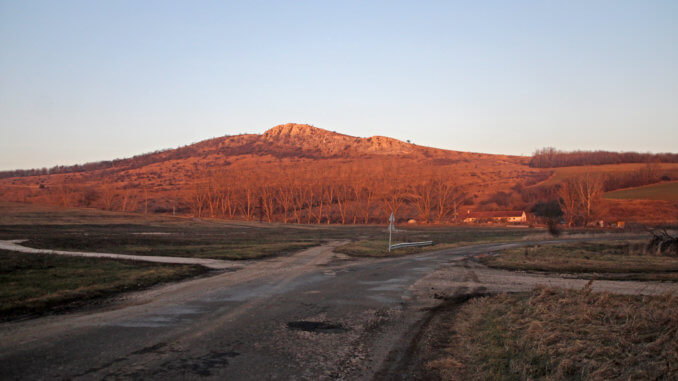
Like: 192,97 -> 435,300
1,0 -> 677,170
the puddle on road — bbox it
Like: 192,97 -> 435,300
411,266 -> 434,272
366,294 -> 401,304
368,284 -> 405,292
210,273 -> 326,302
360,277 -> 408,285
114,304 -> 205,328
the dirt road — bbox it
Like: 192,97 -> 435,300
0,239 -> 239,270
1,237 -> 675,380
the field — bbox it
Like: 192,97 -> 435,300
427,288 -> 678,380
604,180 -> 678,202
481,241 -> 678,281
538,162 -> 678,186
0,249 -> 206,320
0,201 -> 545,320
0,202 -> 542,260
0,202 -> 346,260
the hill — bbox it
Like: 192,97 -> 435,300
0,123 -> 676,224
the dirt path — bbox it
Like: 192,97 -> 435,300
0,239 -> 239,269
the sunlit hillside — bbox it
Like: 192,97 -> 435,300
1,124 -> 676,224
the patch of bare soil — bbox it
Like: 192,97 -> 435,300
373,288 -> 490,380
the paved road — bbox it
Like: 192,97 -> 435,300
0,236 -> 673,380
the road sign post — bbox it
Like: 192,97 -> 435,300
388,212 -> 395,252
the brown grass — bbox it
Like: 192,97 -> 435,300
604,181 -> 678,202
0,249 -> 207,320
481,241 -> 678,281
427,287 -> 678,380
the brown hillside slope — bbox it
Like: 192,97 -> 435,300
0,124 -> 674,224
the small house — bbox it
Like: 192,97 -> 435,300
463,210 -> 527,224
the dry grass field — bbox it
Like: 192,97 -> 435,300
427,287 -> 678,380
0,249 -> 206,320
604,181 -> 678,202
0,202 -> 541,260
481,241 -> 678,281
0,201 -> 542,319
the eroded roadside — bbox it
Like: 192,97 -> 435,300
394,256 -> 678,379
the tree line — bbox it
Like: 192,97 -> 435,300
529,147 -> 678,168
184,164 -> 469,224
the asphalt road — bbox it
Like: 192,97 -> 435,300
0,236 -> 668,380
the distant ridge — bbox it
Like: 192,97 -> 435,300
0,123 -> 518,179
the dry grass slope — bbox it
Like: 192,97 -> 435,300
428,287 -> 678,380
604,181 -> 678,202
481,241 -> 678,281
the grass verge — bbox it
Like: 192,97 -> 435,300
0,249 -> 207,320
0,224 -> 324,260
481,241 -> 678,281
427,287 -> 678,380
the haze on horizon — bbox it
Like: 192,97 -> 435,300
1,0 -> 677,171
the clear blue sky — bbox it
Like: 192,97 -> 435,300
1,0 -> 676,170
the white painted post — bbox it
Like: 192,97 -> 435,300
388,212 -> 395,252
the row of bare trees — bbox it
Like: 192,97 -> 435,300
530,147 -> 678,168
185,165 -> 467,224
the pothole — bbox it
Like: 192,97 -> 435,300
286,321 -> 348,333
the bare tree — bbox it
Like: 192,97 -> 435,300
575,173 -> 604,226
260,184 -> 276,222
334,182 -> 351,224
189,182 -> 208,217
275,179 -> 294,223
411,179 -> 435,223
558,180 -> 579,226
558,174 -> 605,226
54,179 -> 77,207
100,182 -> 116,211
435,178 -> 465,223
